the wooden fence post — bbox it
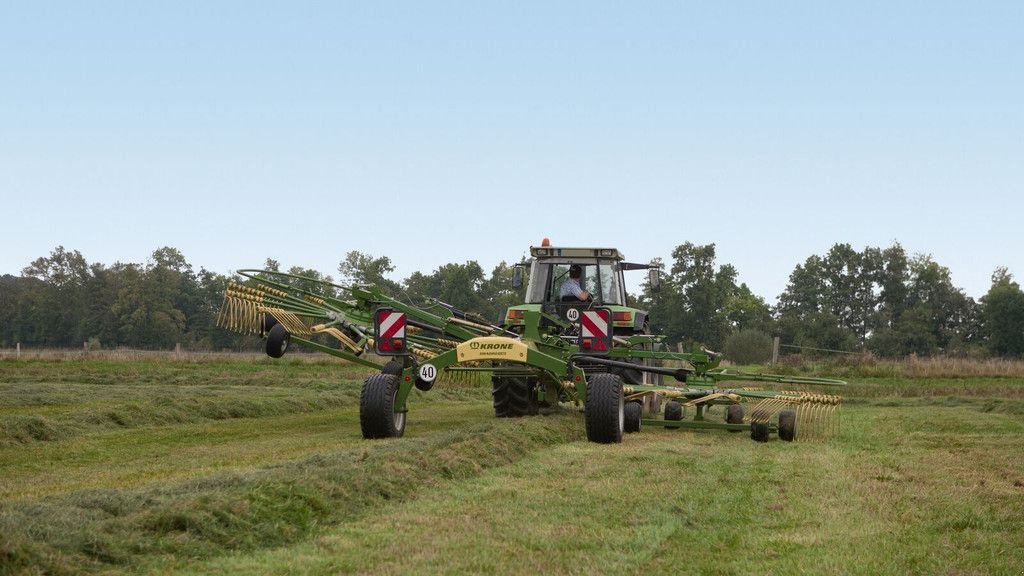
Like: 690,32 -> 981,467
771,336 -> 780,366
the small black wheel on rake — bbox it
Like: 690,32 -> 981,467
778,409 -> 797,442
265,324 -> 290,358
585,373 -> 624,443
624,401 -> 643,433
360,373 -> 406,439
750,409 -> 770,443
664,400 -> 683,429
725,403 -> 744,432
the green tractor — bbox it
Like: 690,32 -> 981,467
498,241 -> 662,413
503,241 -> 659,339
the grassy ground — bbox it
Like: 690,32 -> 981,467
1,358 -> 1022,575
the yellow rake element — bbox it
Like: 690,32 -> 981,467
263,309 -> 313,336
623,386 -> 687,402
748,393 -> 842,441
215,293 -> 313,337
216,295 -> 263,335
682,392 -> 741,408
311,324 -> 361,353
227,283 -> 289,300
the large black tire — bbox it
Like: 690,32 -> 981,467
624,401 -> 643,433
778,409 -> 797,442
585,373 -> 624,443
360,374 -> 406,439
265,324 -> 290,358
664,400 -> 684,429
491,377 -> 537,418
750,409 -> 769,443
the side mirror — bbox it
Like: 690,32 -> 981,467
512,265 -> 524,290
648,267 -> 662,293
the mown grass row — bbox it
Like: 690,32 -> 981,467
149,403 -> 1024,576
0,360 -> 486,447
0,410 -> 583,575
142,403 -> 1024,576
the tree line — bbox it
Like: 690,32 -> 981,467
1,243 -> 1022,359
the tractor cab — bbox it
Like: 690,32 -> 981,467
505,242 -> 656,336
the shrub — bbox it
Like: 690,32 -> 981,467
723,329 -> 772,365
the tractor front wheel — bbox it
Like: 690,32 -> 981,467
492,377 -> 537,418
360,374 -> 406,439
585,373 -> 624,443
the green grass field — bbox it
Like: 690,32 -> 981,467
1,357 -> 1022,575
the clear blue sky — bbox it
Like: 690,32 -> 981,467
2,2 -> 1021,302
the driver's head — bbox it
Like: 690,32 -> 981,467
569,264 -> 582,279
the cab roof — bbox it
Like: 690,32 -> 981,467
529,246 -> 625,260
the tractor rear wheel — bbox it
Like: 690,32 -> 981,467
585,373 -> 624,443
265,324 -> 290,358
360,374 -> 406,439
624,401 -> 643,433
491,377 -> 537,418
664,400 -> 683,429
778,409 -> 797,442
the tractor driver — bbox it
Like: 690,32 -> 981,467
559,264 -> 593,302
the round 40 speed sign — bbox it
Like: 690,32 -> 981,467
418,363 -> 437,383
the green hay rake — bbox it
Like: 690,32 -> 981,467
218,258 -> 844,444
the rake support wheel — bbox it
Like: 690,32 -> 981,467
265,324 -> 290,358
726,403 -> 744,432
750,409 -> 769,443
624,401 -> 643,433
360,373 -> 407,439
585,373 -> 624,443
778,409 -> 797,442
665,400 -> 683,429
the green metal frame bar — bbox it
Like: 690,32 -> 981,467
290,336 -> 383,370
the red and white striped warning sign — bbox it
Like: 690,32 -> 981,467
580,309 -> 611,352
376,309 -> 407,354
377,310 -> 406,341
